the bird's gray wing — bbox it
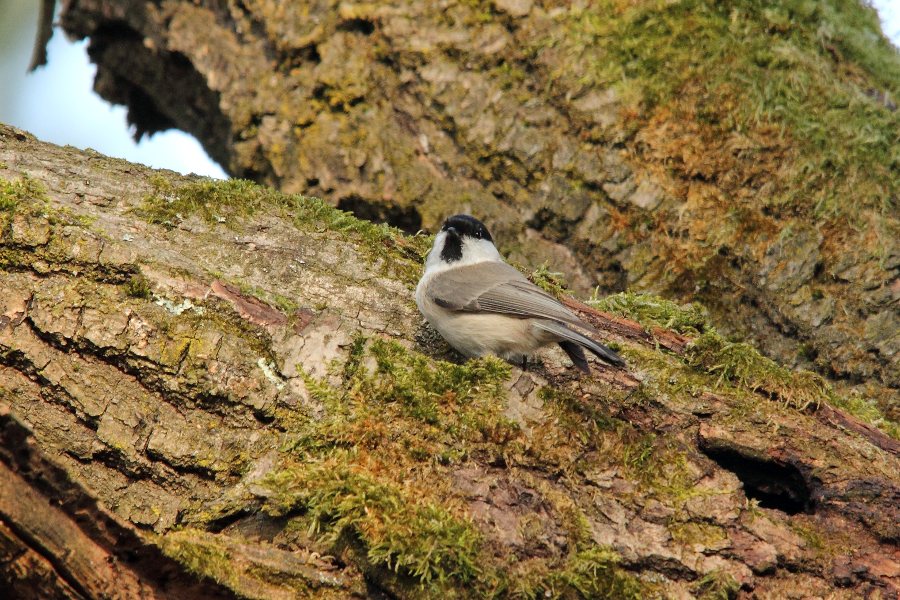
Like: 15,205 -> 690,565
428,262 -> 590,330
535,320 -> 625,367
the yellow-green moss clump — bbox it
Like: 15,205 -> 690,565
159,528 -> 352,598
160,529 -> 236,586
507,547 -> 643,600
688,329 -> 898,439
123,273 -> 153,299
136,175 -> 431,283
529,263 -> 570,298
261,454 -> 643,598
694,569 -> 740,600
0,175 -> 47,211
589,291 -> 709,334
686,330 -> 829,410
262,456 -> 482,587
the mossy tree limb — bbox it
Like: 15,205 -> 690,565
2,125 -> 899,598
54,0 -> 900,427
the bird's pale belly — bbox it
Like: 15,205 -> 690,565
424,307 -> 550,360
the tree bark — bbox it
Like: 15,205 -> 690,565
1,124 -> 899,598
55,0 -> 900,425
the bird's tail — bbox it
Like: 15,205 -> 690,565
536,320 -> 626,368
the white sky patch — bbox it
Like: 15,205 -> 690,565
870,0 -> 900,47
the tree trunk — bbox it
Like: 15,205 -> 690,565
2,123 -> 899,598
3,0 -> 900,596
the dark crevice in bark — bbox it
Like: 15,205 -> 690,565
336,194 -> 423,234
699,443 -> 814,516
337,17 -> 375,36
1,247 -> 138,284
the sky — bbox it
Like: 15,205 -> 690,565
0,1 -> 226,179
0,2 -> 897,181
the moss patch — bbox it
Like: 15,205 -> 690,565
507,547 -> 643,600
160,529 -> 236,586
589,291 -> 709,334
556,0 -> 899,217
686,330 -> 829,410
0,175 -> 48,232
286,335 -> 517,456
123,273 -> 152,299
694,569 -> 740,600
255,336 -> 645,598
262,455 -> 482,587
0,175 -> 47,211
160,528 -> 351,598
266,338 -> 514,593
529,263 -> 570,297
829,391 -> 900,440
137,175 -> 432,283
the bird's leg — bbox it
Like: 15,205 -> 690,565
520,356 -> 528,371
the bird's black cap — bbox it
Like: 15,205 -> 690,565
441,214 -> 493,242
439,215 -> 493,263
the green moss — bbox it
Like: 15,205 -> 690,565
267,338 -> 514,592
262,454 -> 645,598
694,569 -> 740,600
539,385 -> 618,434
530,263 -> 569,297
671,522 -> 728,548
829,391 -> 900,440
124,273 -> 152,299
161,528 -> 351,597
790,521 -> 826,553
254,334 -> 649,597
136,175 -> 431,283
603,294 -> 899,439
262,454 -> 482,587
589,291 -> 709,334
556,0 -> 900,217
626,438 -> 698,505
0,175 -> 48,211
687,330 -> 828,410
0,176 -> 48,234
160,529 -> 236,586
292,336 -> 513,443
509,547 -> 643,600
364,337 -> 511,424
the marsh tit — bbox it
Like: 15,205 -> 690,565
415,215 -> 625,372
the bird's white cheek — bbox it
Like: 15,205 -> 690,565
460,238 -> 502,263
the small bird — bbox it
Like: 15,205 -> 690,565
415,214 -> 625,372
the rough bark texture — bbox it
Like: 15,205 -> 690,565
56,0 -> 899,425
2,124 -> 899,598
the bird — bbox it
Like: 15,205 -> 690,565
415,214 -> 625,372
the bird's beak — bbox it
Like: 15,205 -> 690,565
446,226 -> 459,237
